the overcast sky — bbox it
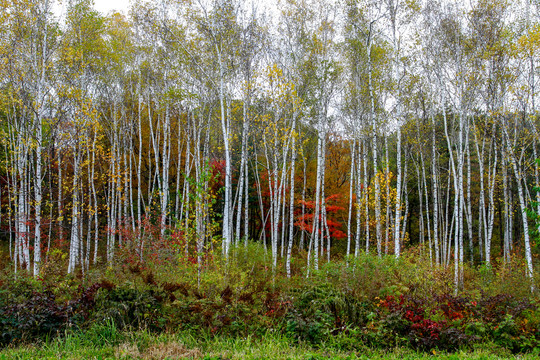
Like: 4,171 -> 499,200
54,0 -> 131,17
93,0 -> 131,14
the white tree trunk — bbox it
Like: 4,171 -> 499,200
504,130 -> 535,291
354,142 -> 362,257
432,116 -> 440,265
311,130 -> 325,271
385,134 -> 391,255
346,140 -> 356,260
161,105 -> 171,234
486,139 -> 498,265
286,124 -> 297,277
394,128 -> 402,257
218,50 -> 232,257
68,152 -> 81,274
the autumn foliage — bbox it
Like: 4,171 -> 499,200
295,194 -> 346,240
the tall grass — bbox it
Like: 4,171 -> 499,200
1,327 -> 538,359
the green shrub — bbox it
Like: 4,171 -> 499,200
91,284 -> 166,331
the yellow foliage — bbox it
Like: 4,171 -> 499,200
518,24 -> 540,56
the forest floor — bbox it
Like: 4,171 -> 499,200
1,244 -> 539,359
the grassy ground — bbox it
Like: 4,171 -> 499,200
1,326 -> 537,360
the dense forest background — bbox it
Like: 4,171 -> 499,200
1,0 -> 540,294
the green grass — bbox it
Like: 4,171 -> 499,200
1,326 -> 538,360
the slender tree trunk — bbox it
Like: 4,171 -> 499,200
68,151 -> 81,274
363,139 -> 370,253
366,26 -> 380,257
346,139 -> 356,261
236,91 -> 250,245
416,163 -> 425,251
58,153 -> 64,245
286,124 -> 297,277
466,136 -> 473,264
300,157 -> 306,250
400,152 -> 409,247
486,138 -> 497,265
502,152 -> 511,263
385,134 -> 391,255
244,157 -> 250,246
311,129 -> 325,271
218,50 -> 232,257
174,117 -> 184,220
91,134 -> 99,264
33,126 -> 43,276
432,115 -> 440,266
137,86 -> 143,232
394,128 -> 402,257
161,105 -> 171,235
421,152 -> 433,265
354,142 -> 362,258
472,118 -> 486,263
504,128 -> 535,291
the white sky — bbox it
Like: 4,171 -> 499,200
92,0 -> 131,14
90,0 -> 277,16
55,0 -> 131,17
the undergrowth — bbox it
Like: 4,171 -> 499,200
0,243 -> 539,356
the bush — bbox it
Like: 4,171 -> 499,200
1,244 -> 540,355
0,290 -> 68,345
91,284 -> 166,331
